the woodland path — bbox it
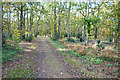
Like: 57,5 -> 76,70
33,37 -> 72,78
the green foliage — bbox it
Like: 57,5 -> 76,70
2,35 -> 6,46
97,40 -> 100,44
22,34 -> 25,40
28,35 -> 33,42
109,35 -> 113,42
64,33 -> 68,37
9,33 -> 13,38
72,32 -> 76,37
80,38 -> 83,42
67,38 -> 75,43
50,39 -> 66,49
94,58 -> 103,64
5,65 -> 35,78
97,43 -> 105,50
105,64 -> 113,67
12,29 -> 20,47
90,58 -> 103,65
35,32 -> 39,37
73,52 -> 80,57
77,33 -> 82,38
2,46 -> 23,63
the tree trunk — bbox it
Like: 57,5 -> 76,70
54,1 -> 57,40
67,2 -> 71,39
9,11 -> 11,37
23,10 -> 26,39
20,3 -> 23,39
20,3 -> 23,31
0,2 -> 2,78
82,23 -> 86,41
17,10 -> 19,29
58,11 -> 61,38
30,3 -> 32,36
27,8 -> 29,39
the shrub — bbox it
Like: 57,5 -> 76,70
2,45 -> 23,63
77,33 -> 82,38
80,38 -> 83,42
64,33 -> 68,37
22,34 -> 25,40
90,58 -> 103,65
109,38 -> 112,43
97,40 -> 100,44
28,35 -> 33,42
72,32 -> 76,37
35,32 -> 39,37
97,43 -> 105,49
2,35 -> 6,46
67,38 -> 75,43
9,33 -> 13,38
12,29 -> 20,47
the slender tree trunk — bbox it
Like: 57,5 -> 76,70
20,3 -> 23,39
58,13 -> 60,38
6,11 -> 9,38
82,20 -> 86,41
2,3 -> 4,47
30,3 -> 32,36
17,10 -> 19,29
0,2 -> 2,79
9,11 -> 11,36
54,1 -> 57,39
113,26 -> 115,42
20,3 -> 23,31
67,2 -> 71,39
23,10 -> 26,39
27,9 -> 29,39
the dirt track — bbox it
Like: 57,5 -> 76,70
33,37 -> 72,78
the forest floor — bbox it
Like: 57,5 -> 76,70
2,37 -> 72,78
2,37 -> 119,78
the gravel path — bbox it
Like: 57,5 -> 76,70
34,37 -> 72,78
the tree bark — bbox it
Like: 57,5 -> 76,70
67,2 -> 71,39
17,10 -> 19,29
20,3 -> 23,31
27,8 -> 29,39
30,3 -> 32,36
0,2 -> 2,79
54,1 -> 57,39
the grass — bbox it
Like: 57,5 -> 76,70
5,64 -> 35,78
2,40 -> 37,78
2,45 -> 24,63
49,38 -> 119,78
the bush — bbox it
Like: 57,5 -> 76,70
2,45 -> 23,63
97,40 -> 100,44
22,34 -> 25,40
72,32 -> 76,37
80,38 -> 83,42
9,33 -> 13,38
109,38 -> 112,43
35,32 -> 39,37
97,43 -> 105,49
2,35 -> 6,46
67,38 -> 75,43
90,58 -> 103,65
28,35 -> 33,42
64,33 -> 68,37
77,33 -> 82,38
